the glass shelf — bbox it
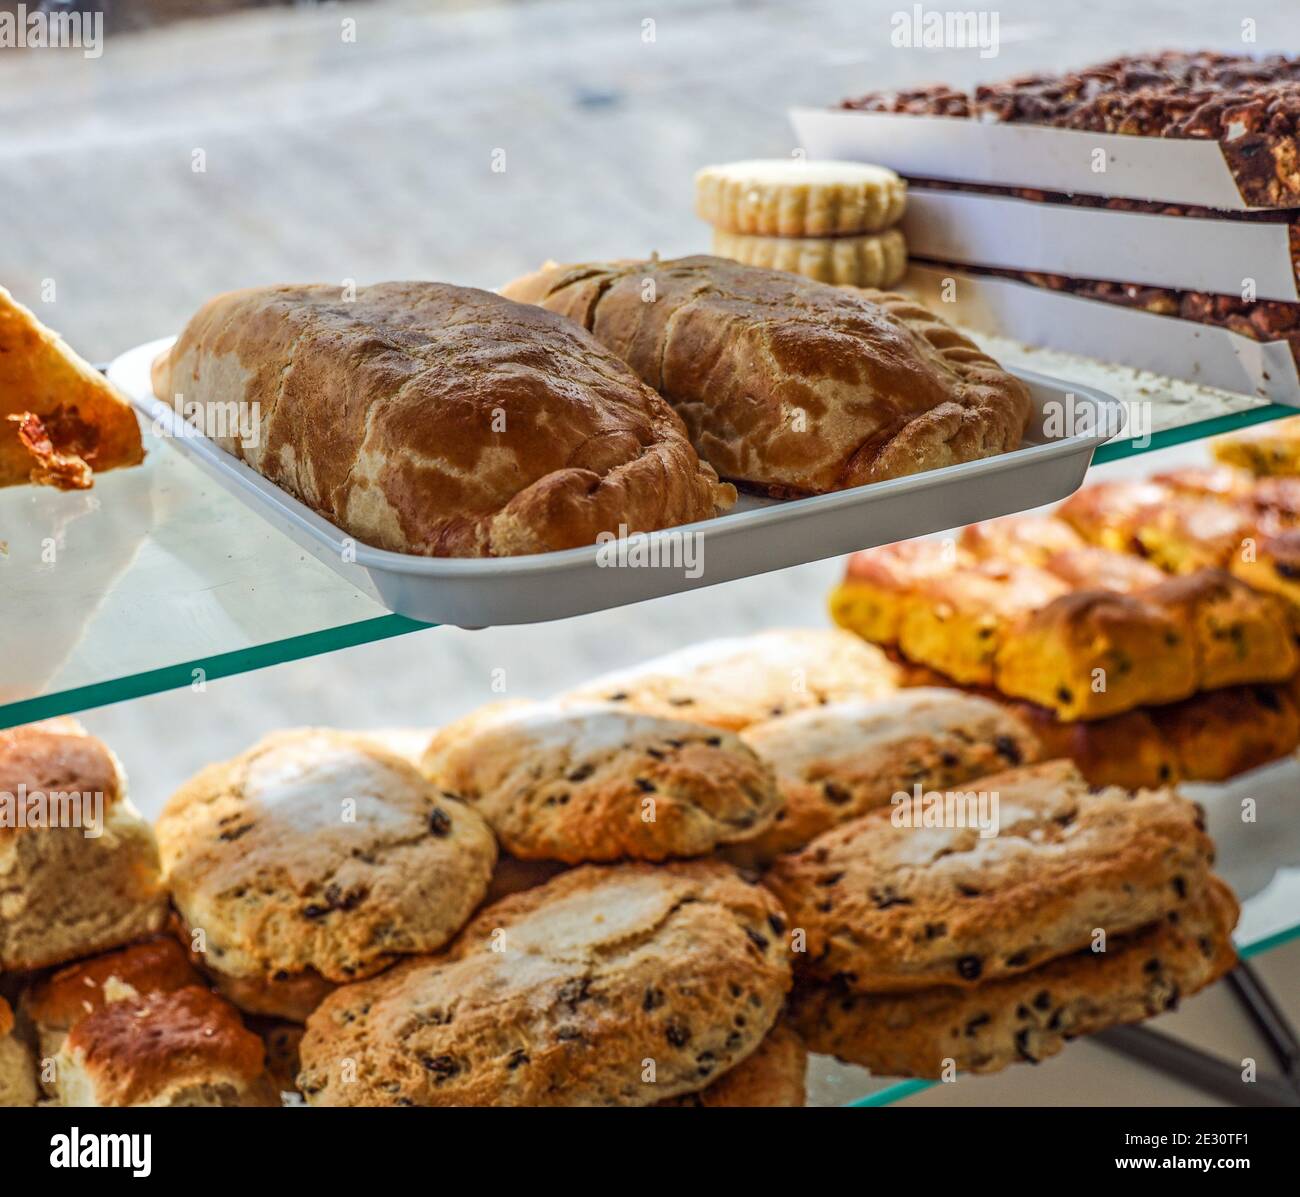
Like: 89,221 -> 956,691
1,384 -> 1294,731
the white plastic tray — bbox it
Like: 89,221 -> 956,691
108,337 -> 1123,627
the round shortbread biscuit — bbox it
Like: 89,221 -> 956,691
711,227 -> 907,287
156,729 -> 497,1020
298,860 -> 792,1106
764,759 -> 1216,993
695,159 -> 906,236
789,878 -> 1238,1078
422,700 -> 780,863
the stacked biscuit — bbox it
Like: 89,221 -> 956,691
830,441 -> 1300,789
694,160 -> 909,287
1,626 -> 1244,1102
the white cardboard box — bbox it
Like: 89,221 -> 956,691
790,107 -> 1282,212
904,264 -> 1300,405
903,187 -> 1299,303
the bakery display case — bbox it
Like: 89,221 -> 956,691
3,0 -> 1300,1149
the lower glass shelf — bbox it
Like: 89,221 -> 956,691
1,400 -> 1295,731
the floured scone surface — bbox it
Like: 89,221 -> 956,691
422,700 -> 780,862
764,760 -> 1215,993
156,729 -> 496,1018
564,628 -> 899,732
503,255 -> 1030,497
298,860 -> 791,1106
153,283 -> 733,556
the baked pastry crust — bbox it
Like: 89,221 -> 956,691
711,227 -> 907,287
830,539 -> 965,644
694,159 -> 906,237
0,284 -> 143,489
0,997 -> 37,1107
789,878 -> 1238,1078
898,561 -> 1069,687
421,700 -> 781,863
730,689 -> 1039,865
153,283 -> 733,557
763,759 -> 1215,994
995,590 -> 1197,719
0,719 -> 167,971
1213,415 -> 1300,476
1058,480 -> 1254,573
155,728 -> 496,1019
503,256 -> 1031,497
657,1023 -> 807,1107
22,937 -> 202,1076
298,861 -> 792,1106
565,628 -> 899,732
55,987 -> 279,1107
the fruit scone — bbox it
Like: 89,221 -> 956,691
763,759 -> 1217,994
1056,479 -> 1256,574
297,860 -> 793,1106
726,688 -> 1041,866
0,997 -> 37,1107
420,699 -> 782,863
17,936 -> 280,1107
155,728 -> 497,1022
564,628 -> 900,732
0,718 -> 168,973
789,879 -> 1238,1077
887,657 -> 1300,789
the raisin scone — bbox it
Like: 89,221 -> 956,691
0,998 -> 37,1107
694,159 -> 907,237
763,760 -> 1215,993
422,700 -> 780,863
729,689 -> 1040,865
21,937 -> 203,1074
155,729 -> 496,1022
297,861 -> 792,1106
789,878 -> 1238,1078
153,283 -> 733,557
0,718 -> 168,972
564,628 -> 899,732
52,987 -> 280,1107
502,256 -> 1030,498
657,1023 -> 807,1107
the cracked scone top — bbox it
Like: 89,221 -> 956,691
502,255 -> 1031,497
152,282 -> 734,557
298,860 -> 792,1106
421,700 -> 781,863
155,728 -> 496,1021
763,759 -> 1216,993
